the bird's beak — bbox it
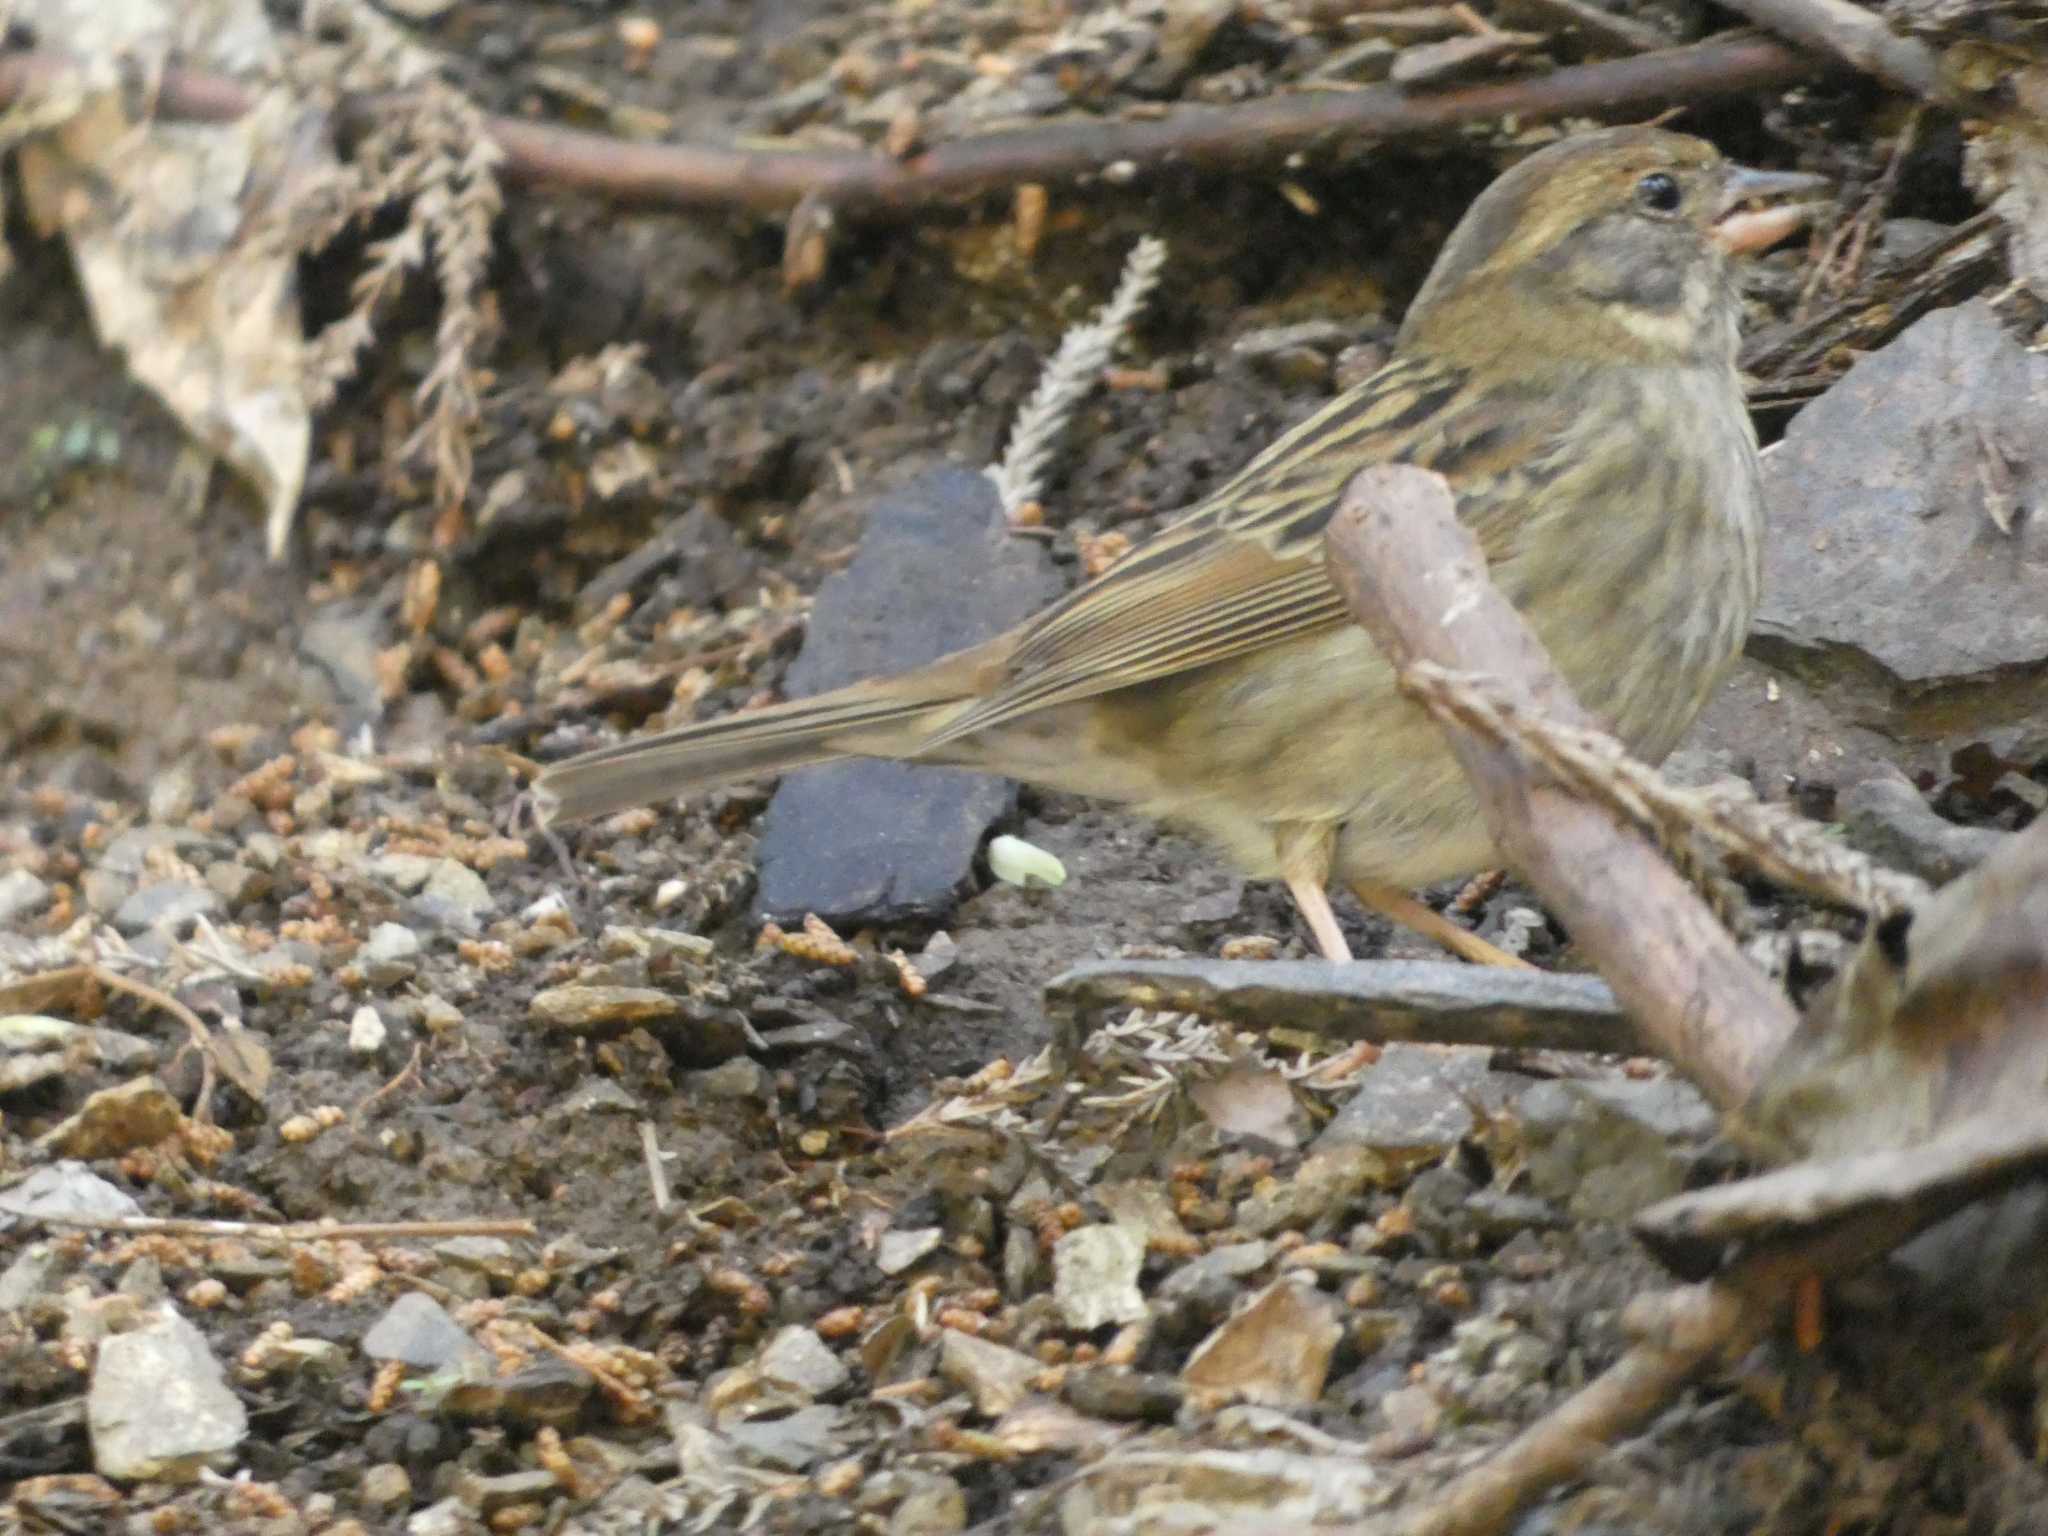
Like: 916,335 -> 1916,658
1712,163 -> 1831,255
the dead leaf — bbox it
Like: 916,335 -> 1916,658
209,1026 -> 272,1102
6,0 -> 332,560
1188,1063 -> 1304,1147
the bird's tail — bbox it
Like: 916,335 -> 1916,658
533,679 -> 962,824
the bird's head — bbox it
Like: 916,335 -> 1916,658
1400,126 -> 1825,366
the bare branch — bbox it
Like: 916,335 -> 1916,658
1321,464 -> 1798,1110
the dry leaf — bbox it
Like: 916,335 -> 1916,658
6,0 -> 331,559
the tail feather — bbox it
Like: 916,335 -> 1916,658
534,685 -> 956,824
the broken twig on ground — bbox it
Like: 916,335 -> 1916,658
1386,1201 -> 1932,1536
1399,663 -> 1929,918
0,1210 -> 537,1243
1715,0 -> 1953,103
1322,464 -> 1798,1110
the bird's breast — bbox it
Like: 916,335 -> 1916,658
1500,361 -> 1762,760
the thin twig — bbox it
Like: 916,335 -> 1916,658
1386,1198 -> 1931,1536
57,963 -> 222,1127
1509,0 -> 1674,54
1713,0 -> 1953,102
1401,663 -> 1930,918
0,36 -> 1817,221
352,1040 -> 424,1124
640,1120 -> 673,1214
0,1210 -> 536,1242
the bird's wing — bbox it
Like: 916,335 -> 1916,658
924,352 -> 1574,746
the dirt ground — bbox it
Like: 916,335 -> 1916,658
3,3 -> 2046,1534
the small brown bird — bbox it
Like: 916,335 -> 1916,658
537,127 -> 1821,964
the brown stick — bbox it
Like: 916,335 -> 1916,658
1322,464 -> 1796,1110
0,36 -> 1814,219
1714,0 -> 1952,103
1388,1197 -> 1929,1536
0,1211 -> 538,1243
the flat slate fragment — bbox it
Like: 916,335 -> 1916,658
1755,301 -> 2048,697
755,466 -> 1061,925
1045,957 -> 1631,1055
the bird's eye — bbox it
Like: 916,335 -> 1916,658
1636,172 -> 1682,213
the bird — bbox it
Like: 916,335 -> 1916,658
533,126 -> 1823,966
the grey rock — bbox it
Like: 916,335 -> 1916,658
528,984 -> 680,1032
0,1047 -> 63,1096
348,1004 -> 388,1054
723,1404 -> 847,1471
406,1497 -> 485,1536
884,1470 -> 968,1536
99,827 -> 192,876
1003,1223 -> 1044,1300
600,925 -> 716,964
80,868 -> 133,915
112,881 -> 221,936
1403,1164 -> 1479,1241
117,1255 -> 166,1302
362,1291 -> 491,1374
421,859 -> 495,920
1231,319 -> 1351,359
88,1306 -> 248,1480
0,1242 -> 62,1311
1754,301 -> 2048,755
1462,1189 -> 1565,1243
299,607 -> 386,726
369,852 -> 438,891
754,467 -> 1061,925
1178,881 -> 1245,925
1319,1043 -> 1516,1157
203,859 -> 267,908
361,1464 -> 413,1511
553,1078 -> 641,1116
0,1162 -> 143,1230
1064,1365 -> 1185,1422
362,921 -> 423,986
453,1467 -> 572,1509
0,869 -> 51,923
1236,1144 -> 1393,1236
1,1015 -> 155,1092
1518,1075 -> 1718,1222
1159,1240 -> 1272,1299
432,1236 -> 519,1289
147,763 -> 197,823
939,1329 -> 1039,1417
877,1227 -> 944,1276
1052,1225 -> 1147,1329
757,1325 -> 850,1398
1047,958 -> 1630,1056
1841,769 -> 2007,884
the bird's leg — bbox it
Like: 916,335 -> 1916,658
1285,875 -> 1354,963
1277,825 -> 1352,963
1349,879 -> 1536,970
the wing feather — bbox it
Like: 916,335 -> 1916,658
925,353 -> 1574,747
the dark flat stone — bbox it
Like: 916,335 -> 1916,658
1045,957 -> 1632,1055
754,466 -> 1061,925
